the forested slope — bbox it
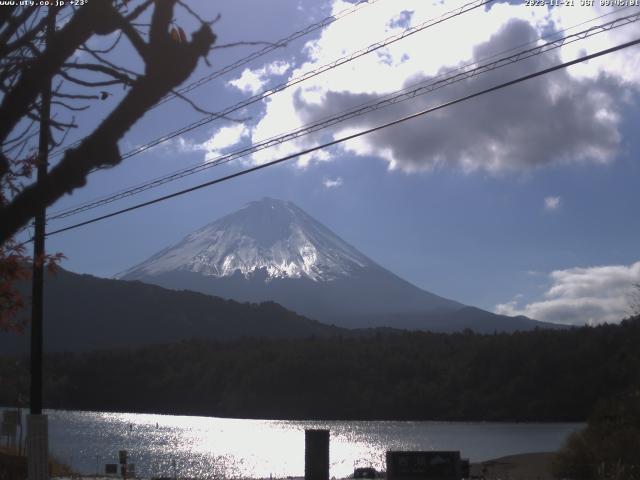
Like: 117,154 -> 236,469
2,317 -> 639,421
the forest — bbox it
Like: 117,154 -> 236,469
1,316 -> 639,422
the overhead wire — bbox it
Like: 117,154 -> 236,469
47,0 -> 384,158
46,9 -> 640,221
41,36 -> 640,239
46,0 -> 496,219
48,0 -> 493,163
152,0 -> 385,108
108,0 -> 494,162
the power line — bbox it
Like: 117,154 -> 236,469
43,36 -> 640,239
48,10 -> 638,220
113,0 -> 493,161
45,0 -> 496,219
47,0 -> 383,159
153,0 -> 384,108
47,10 -> 640,221
49,0 -> 493,164
50,5 -> 634,222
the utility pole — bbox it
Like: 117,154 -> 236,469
28,6 -> 56,480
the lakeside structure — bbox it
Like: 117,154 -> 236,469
2,429 -> 559,480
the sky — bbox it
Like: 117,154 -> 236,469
26,0 -> 640,326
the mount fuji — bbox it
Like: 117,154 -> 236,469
119,197 -> 554,332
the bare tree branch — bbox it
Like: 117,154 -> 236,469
0,153 -> 8,178
55,92 -> 103,101
48,115 -> 78,131
58,70 -> 126,88
124,0 -> 155,22
170,89 -> 249,121
2,116 -> 37,147
0,1 -> 121,145
51,117 -> 75,148
62,62 -> 137,84
630,283 -> 640,318
82,30 -> 123,54
0,13 -> 48,59
115,12 -> 149,60
79,44 -> 141,78
0,6 -> 38,49
177,1 -> 219,27
0,2 -> 216,244
51,100 -> 90,112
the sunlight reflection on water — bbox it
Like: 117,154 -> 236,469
36,410 -> 583,479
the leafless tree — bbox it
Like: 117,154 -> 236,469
630,282 -> 640,318
0,0 -> 219,330
0,0 -> 219,242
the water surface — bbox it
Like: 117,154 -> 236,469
19,409 -> 584,478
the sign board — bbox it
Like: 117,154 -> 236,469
119,450 -> 128,465
386,451 -> 462,480
105,464 -> 118,475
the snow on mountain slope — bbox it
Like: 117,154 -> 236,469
118,198 -> 374,282
117,198 -> 558,332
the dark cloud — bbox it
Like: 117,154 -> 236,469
295,19 -> 623,173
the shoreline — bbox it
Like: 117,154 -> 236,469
1,404 -> 587,424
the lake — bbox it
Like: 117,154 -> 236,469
11,409 -> 584,478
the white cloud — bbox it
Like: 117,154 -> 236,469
228,60 -> 291,95
228,68 -> 266,95
298,18 -> 623,173
544,196 -> 562,211
495,261 -> 640,326
178,124 -> 249,161
238,0 -> 639,172
323,176 -> 343,189
176,137 -> 200,153
268,61 -> 290,76
204,124 -> 248,150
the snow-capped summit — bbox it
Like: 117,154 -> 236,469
118,198 -> 554,333
118,197 -> 374,282
118,197 -> 466,327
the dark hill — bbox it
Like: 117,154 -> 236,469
0,268 -> 345,354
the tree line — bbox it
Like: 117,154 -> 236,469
1,316 -> 639,421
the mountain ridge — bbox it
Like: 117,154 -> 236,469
118,198 -> 375,282
120,197 -> 558,332
0,267 -> 346,354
